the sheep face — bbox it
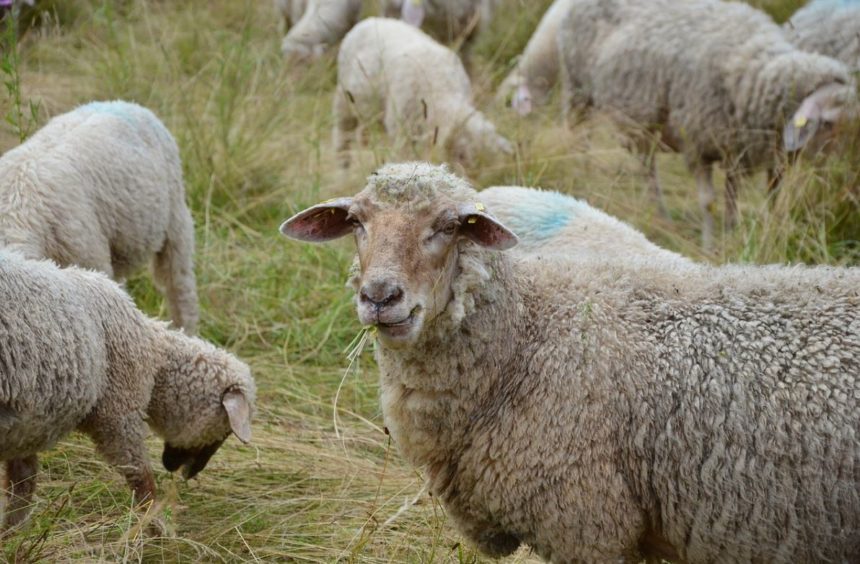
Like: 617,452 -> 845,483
783,82 -> 858,152
150,345 -> 255,479
280,164 -> 518,347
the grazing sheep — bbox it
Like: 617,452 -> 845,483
479,185 -> 691,265
786,0 -> 860,70
334,17 -> 512,168
0,251 -> 255,532
280,0 -> 362,60
384,0 -> 492,54
558,0 -> 857,248
281,162 -> 860,563
0,101 -> 199,333
497,0 -> 574,116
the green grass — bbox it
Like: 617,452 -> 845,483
1,0 -> 858,561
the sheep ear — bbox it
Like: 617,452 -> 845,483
222,389 -> 252,444
784,84 -> 846,151
402,0 -> 425,27
458,204 -> 519,251
279,198 -> 354,243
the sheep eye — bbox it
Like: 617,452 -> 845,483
347,215 -> 364,232
441,223 -> 458,236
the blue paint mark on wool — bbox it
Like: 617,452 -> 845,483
499,190 -> 582,240
78,101 -> 174,145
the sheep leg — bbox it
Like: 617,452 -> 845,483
724,169 -> 740,231
333,87 -> 359,169
695,164 -> 716,250
766,166 -> 783,196
2,455 -> 38,530
642,149 -> 669,219
82,416 -> 156,505
153,210 -> 199,335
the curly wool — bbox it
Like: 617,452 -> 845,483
334,18 -> 511,167
559,0 -> 854,171
370,166 -> 860,562
0,251 -> 255,521
0,100 -> 198,332
786,0 -> 860,70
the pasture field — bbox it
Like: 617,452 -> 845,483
0,0 -> 856,561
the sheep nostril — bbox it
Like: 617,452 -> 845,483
360,283 -> 404,308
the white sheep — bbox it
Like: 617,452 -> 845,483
558,0 -> 857,248
0,251 -> 255,532
334,17 -> 512,168
478,185 -> 691,265
785,0 -> 860,70
281,162 -> 860,563
0,101 -> 199,333
280,0 -> 362,61
496,0 -> 575,116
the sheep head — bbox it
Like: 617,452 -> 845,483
784,82 -> 858,152
280,162 -> 518,347
150,338 -> 256,479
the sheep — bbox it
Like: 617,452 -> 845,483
280,0 -> 362,61
334,17 -> 513,169
785,0 -> 860,71
383,0 -> 493,55
0,250 -> 255,532
280,161 -> 860,563
478,185 -> 691,265
496,0 -> 575,116
0,101 -> 199,333
557,0 -> 857,249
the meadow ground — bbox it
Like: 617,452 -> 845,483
0,0 -> 857,561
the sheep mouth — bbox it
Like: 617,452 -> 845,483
162,438 -> 226,480
377,307 -> 421,337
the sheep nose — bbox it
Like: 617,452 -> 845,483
360,280 -> 404,308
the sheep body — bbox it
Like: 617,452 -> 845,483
334,17 -> 511,167
479,185 -> 690,265
285,162 -> 860,562
0,101 -> 198,332
274,0 -> 307,33
786,0 -> 860,70
0,251 -> 255,530
497,0 -> 575,115
280,0 -> 362,60
558,0 -> 856,247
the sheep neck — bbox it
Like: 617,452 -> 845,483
374,248 -> 523,484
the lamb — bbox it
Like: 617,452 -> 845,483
558,0 -> 857,249
279,0 -> 362,60
478,185 -> 691,265
0,101 -> 199,333
280,161 -> 860,563
785,0 -> 860,70
0,251 -> 255,532
496,0 -> 574,116
334,17 -> 512,168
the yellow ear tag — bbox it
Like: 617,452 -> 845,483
467,217 -> 478,224
475,202 -> 485,212
410,0 -> 422,5
330,209 -> 336,214
794,115 -> 808,128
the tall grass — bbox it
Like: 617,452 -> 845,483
0,0 -> 857,561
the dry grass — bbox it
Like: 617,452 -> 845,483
0,0 -> 858,561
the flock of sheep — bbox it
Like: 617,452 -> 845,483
1,0 -> 860,562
